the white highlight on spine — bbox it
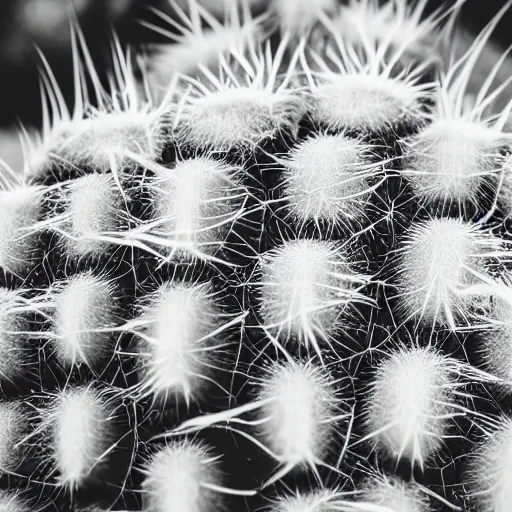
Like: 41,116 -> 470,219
365,347 -> 454,467
305,19 -> 431,133
258,239 -> 370,356
49,387 -> 113,489
63,173 -> 125,258
0,186 -> 42,275
52,272 -> 118,368
403,0 -> 512,212
141,439 -> 223,512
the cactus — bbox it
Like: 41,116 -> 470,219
2,0 -> 512,511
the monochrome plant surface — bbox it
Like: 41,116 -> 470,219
1,0 -> 512,511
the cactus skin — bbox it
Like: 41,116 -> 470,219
2,1 -> 512,511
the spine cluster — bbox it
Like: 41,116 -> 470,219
1,0 -> 512,511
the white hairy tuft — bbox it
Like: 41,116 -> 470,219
0,288 -> 33,381
62,173 -> 125,258
0,186 -> 42,275
271,0 -> 338,35
54,109 -> 167,172
365,347 -> 454,466
282,133 -> 377,229
476,282 -> 512,384
256,359 -> 340,469
403,119 -> 507,208
134,281 -> 227,405
177,87 -> 301,151
0,490 -> 31,512
258,239 -> 369,356
175,42 -> 303,151
312,73 -> 424,133
26,28 -> 165,178
0,401 -> 27,473
141,439 -> 223,512
396,218 -> 500,329
148,156 -> 246,262
359,474 -> 430,512
306,21 -> 431,133
49,387 -> 113,489
467,418 -> 512,512
52,272 -> 118,368
269,489 -> 342,512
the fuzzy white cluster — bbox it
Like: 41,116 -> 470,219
312,73 -> 424,133
0,402 -> 26,473
134,282 -> 224,404
270,489 -> 341,512
0,186 -> 42,275
467,418 -> 512,512
52,272 -> 117,368
177,87 -> 302,151
0,288 -> 31,382
282,133 -> 376,229
396,218 -> 499,329
258,239 -> 367,355
0,491 -> 31,512
141,439 -> 222,512
150,156 -> 245,261
256,360 -> 340,469
477,286 -> 512,383
359,475 -> 429,512
62,173 -> 125,258
481,326 -> 512,383
366,347 -> 453,466
404,119 -> 506,208
49,387 -> 113,489
55,109 -> 167,172
500,155 -> 512,216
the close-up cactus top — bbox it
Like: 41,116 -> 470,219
2,0 -> 512,511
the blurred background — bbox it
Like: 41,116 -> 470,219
0,0 -> 509,167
